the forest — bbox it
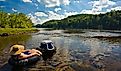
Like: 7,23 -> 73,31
38,10 -> 121,30
0,11 -> 33,28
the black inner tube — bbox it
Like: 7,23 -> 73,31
8,56 -> 40,66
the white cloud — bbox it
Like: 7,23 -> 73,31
99,0 -> 115,6
55,8 -> 61,12
80,10 -> 92,14
28,11 -> 84,24
89,0 -> 115,6
35,12 -> 48,17
62,0 -> 70,5
48,11 -> 66,20
28,13 -> 41,24
38,11 -> 80,24
38,11 -> 67,24
83,0 -> 116,14
106,9 -> 111,12
23,0 -> 32,3
74,0 -> 81,3
80,9 -> 106,14
99,0 -> 108,5
89,0 -> 116,8
12,8 -> 17,12
64,11 -> 79,16
28,11 -> 67,24
44,0 -> 60,7
0,0 -> 6,1
38,11 -> 81,24
42,0 -> 70,7
35,3 -> 38,7
28,0 -> 121,24
107,6 -> 121,12
111,6 -> 121,11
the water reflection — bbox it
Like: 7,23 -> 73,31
83,38 -> 107,57
0,35 -> 31,51
0,29 -> 121,71
25,30 -> 121,71
0,35 -> 31,67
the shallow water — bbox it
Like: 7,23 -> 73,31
0,28 -> 121,71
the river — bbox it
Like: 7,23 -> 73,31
0,28 -> 121,71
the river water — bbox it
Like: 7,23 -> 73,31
0,28 -> 121,71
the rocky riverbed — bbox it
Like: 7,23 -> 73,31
0,29 -> 121,71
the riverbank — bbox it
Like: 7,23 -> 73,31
0,28 -> 39,36
63,29 -> 121,34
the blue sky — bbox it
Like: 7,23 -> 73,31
0,0 -> 121,24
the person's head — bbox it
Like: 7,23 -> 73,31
9,45 -> 25,55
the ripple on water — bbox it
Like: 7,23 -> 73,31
0,30 -> 121,71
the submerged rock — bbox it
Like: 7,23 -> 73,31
0,33 -> 9,37
92,61 -> 105,69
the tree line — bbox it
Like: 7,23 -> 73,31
0,11 -> 33,28
38,10 -> 121,30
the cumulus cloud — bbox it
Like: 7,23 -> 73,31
43,0 -> 61,7
12,8 -> 17,12
111,6 -> 121,11
28,13 -> 41,24
81,0 -> 116,14
80,9 -> 106,14
36,11 -> 81,24
89,0 -> 116,8
35,12 -> 48,17
42,0 -> 70,7
74,0 -> 81,3
48,11 -> 66,20
89,0 -> 115,5
32,11 -> 82,24
62,0 -> 70,5
55,8 -> 61,12
64,11 -> 79,16
23,0 -> 32,3
38,11 -> 67,24
28,11 -> 67,24
28,0 -> 121,24
107,6 -> 121,12
28,12 -> 49,24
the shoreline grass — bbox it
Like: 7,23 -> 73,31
0,28 -> 39,36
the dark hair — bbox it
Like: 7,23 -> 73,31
12,48 -> 19,52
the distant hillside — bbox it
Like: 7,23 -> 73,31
38,10 -> 121,30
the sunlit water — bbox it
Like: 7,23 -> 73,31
0,28 -> 121,71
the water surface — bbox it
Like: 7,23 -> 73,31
0,28 -> 121,71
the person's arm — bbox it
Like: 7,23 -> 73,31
31,49 -> 42,55
22,49 -> 31,52
19,52 -> 40,59
23,49 -> 42,55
